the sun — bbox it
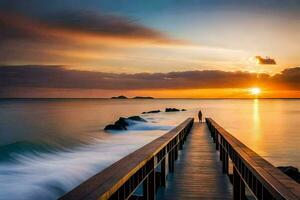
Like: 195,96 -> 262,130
249,87 -> 261,96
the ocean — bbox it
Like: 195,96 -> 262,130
0,99 -> 299,200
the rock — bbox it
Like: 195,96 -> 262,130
165,108 -> 180,112
115,117 -> 129,127
111,95 -> 127,99
277,166 -> 300,183
127,116 -> 147,122
104,117 -> 128,130
104,124 -> 127,130
142,110 -> 161,114
181,109 -> 187,111
104,116 -> 146,131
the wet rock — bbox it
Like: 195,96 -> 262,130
127,116 -> 147,122
165,108 -> 180,112
115,117 -> 129,127
277,166 -> 300,183
104,117 -> 128,130
104,124 -> 127,130
104,116 -> 146,131
142,110 -> 161,114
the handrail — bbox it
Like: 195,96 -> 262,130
59,118 -> 194,200
206,118 -> 300,200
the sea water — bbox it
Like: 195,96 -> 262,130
0,99 -> 299,200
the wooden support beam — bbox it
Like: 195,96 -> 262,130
175,145 -> 178,160
220,146 -> 223,161
179,140 -> 183,150
161,158 -> 167,187
233,166 -> 245,200
168,151 -> 174,173
216,133 -> 219,150
142,170 -> 156,200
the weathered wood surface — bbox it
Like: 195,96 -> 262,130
59,118 -> 193,200
157,122 -> 233,200
207,118 -> 300,200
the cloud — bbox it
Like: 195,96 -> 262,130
0,10 -> 186,66
255,56 -> 276,65
46,11 -> 169,42
0,11 -> 177,45
1,65 -> 299,92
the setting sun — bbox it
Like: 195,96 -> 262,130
249,87 -> 261,95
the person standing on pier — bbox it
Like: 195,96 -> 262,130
198,110 -> 202,122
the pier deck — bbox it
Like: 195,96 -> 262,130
60,116 -> 300,200
157,122 -> 233,199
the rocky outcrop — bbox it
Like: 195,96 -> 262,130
104,124 -> 126,130
142,110 -> 161,114
165,108 -> 180,112
104,116 -> 147,131
277,166 -> 300,183
104,117 -> 128,130
127,116 -> 147,122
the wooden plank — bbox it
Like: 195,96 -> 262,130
157,122 -> 233,199
59,118 -> 194,200
206,118 -> 300,200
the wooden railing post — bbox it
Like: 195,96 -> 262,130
216,132 -> 219,150
143,175 -> 149,200
143,158 -> 156,200
143,170 -> 156,200
148,169 -> 156,200
175,141 -> 179,160
220,146 -> 223,161
222,150 -> 227,174
168,150 -> 174,173
233,166 -> 245,200
161,157 -> 167,187
179,140 -> 183,150
225,152 -> 229,174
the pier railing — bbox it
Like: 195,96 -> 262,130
206,118 -> 300,200
59,118 -> 194,200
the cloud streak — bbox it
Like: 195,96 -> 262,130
0,11 -> 178,45
0,10 -> 190,68
1,65 -> 299,92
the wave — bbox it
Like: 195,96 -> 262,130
0,114 -> 175,200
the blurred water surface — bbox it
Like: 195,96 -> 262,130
0,99 -> 299,199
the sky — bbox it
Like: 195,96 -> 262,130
0,0 -> 300,98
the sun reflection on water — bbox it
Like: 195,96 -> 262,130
252,99 -> 261,146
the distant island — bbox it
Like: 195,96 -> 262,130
111,96 -> 154,99
133,96 -> 154,99
111,95 -> 127,99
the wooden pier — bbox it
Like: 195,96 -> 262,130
60,115 -> 300,200
156,122 -> 232,199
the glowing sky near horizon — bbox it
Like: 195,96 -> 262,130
0,0 -> 300,97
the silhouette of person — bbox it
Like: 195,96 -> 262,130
198,110 -> 202,122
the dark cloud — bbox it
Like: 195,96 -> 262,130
0,10 -> 176,44
255,56 -> 276,65
1,65 -> 299,93
45,11 -> 167,41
